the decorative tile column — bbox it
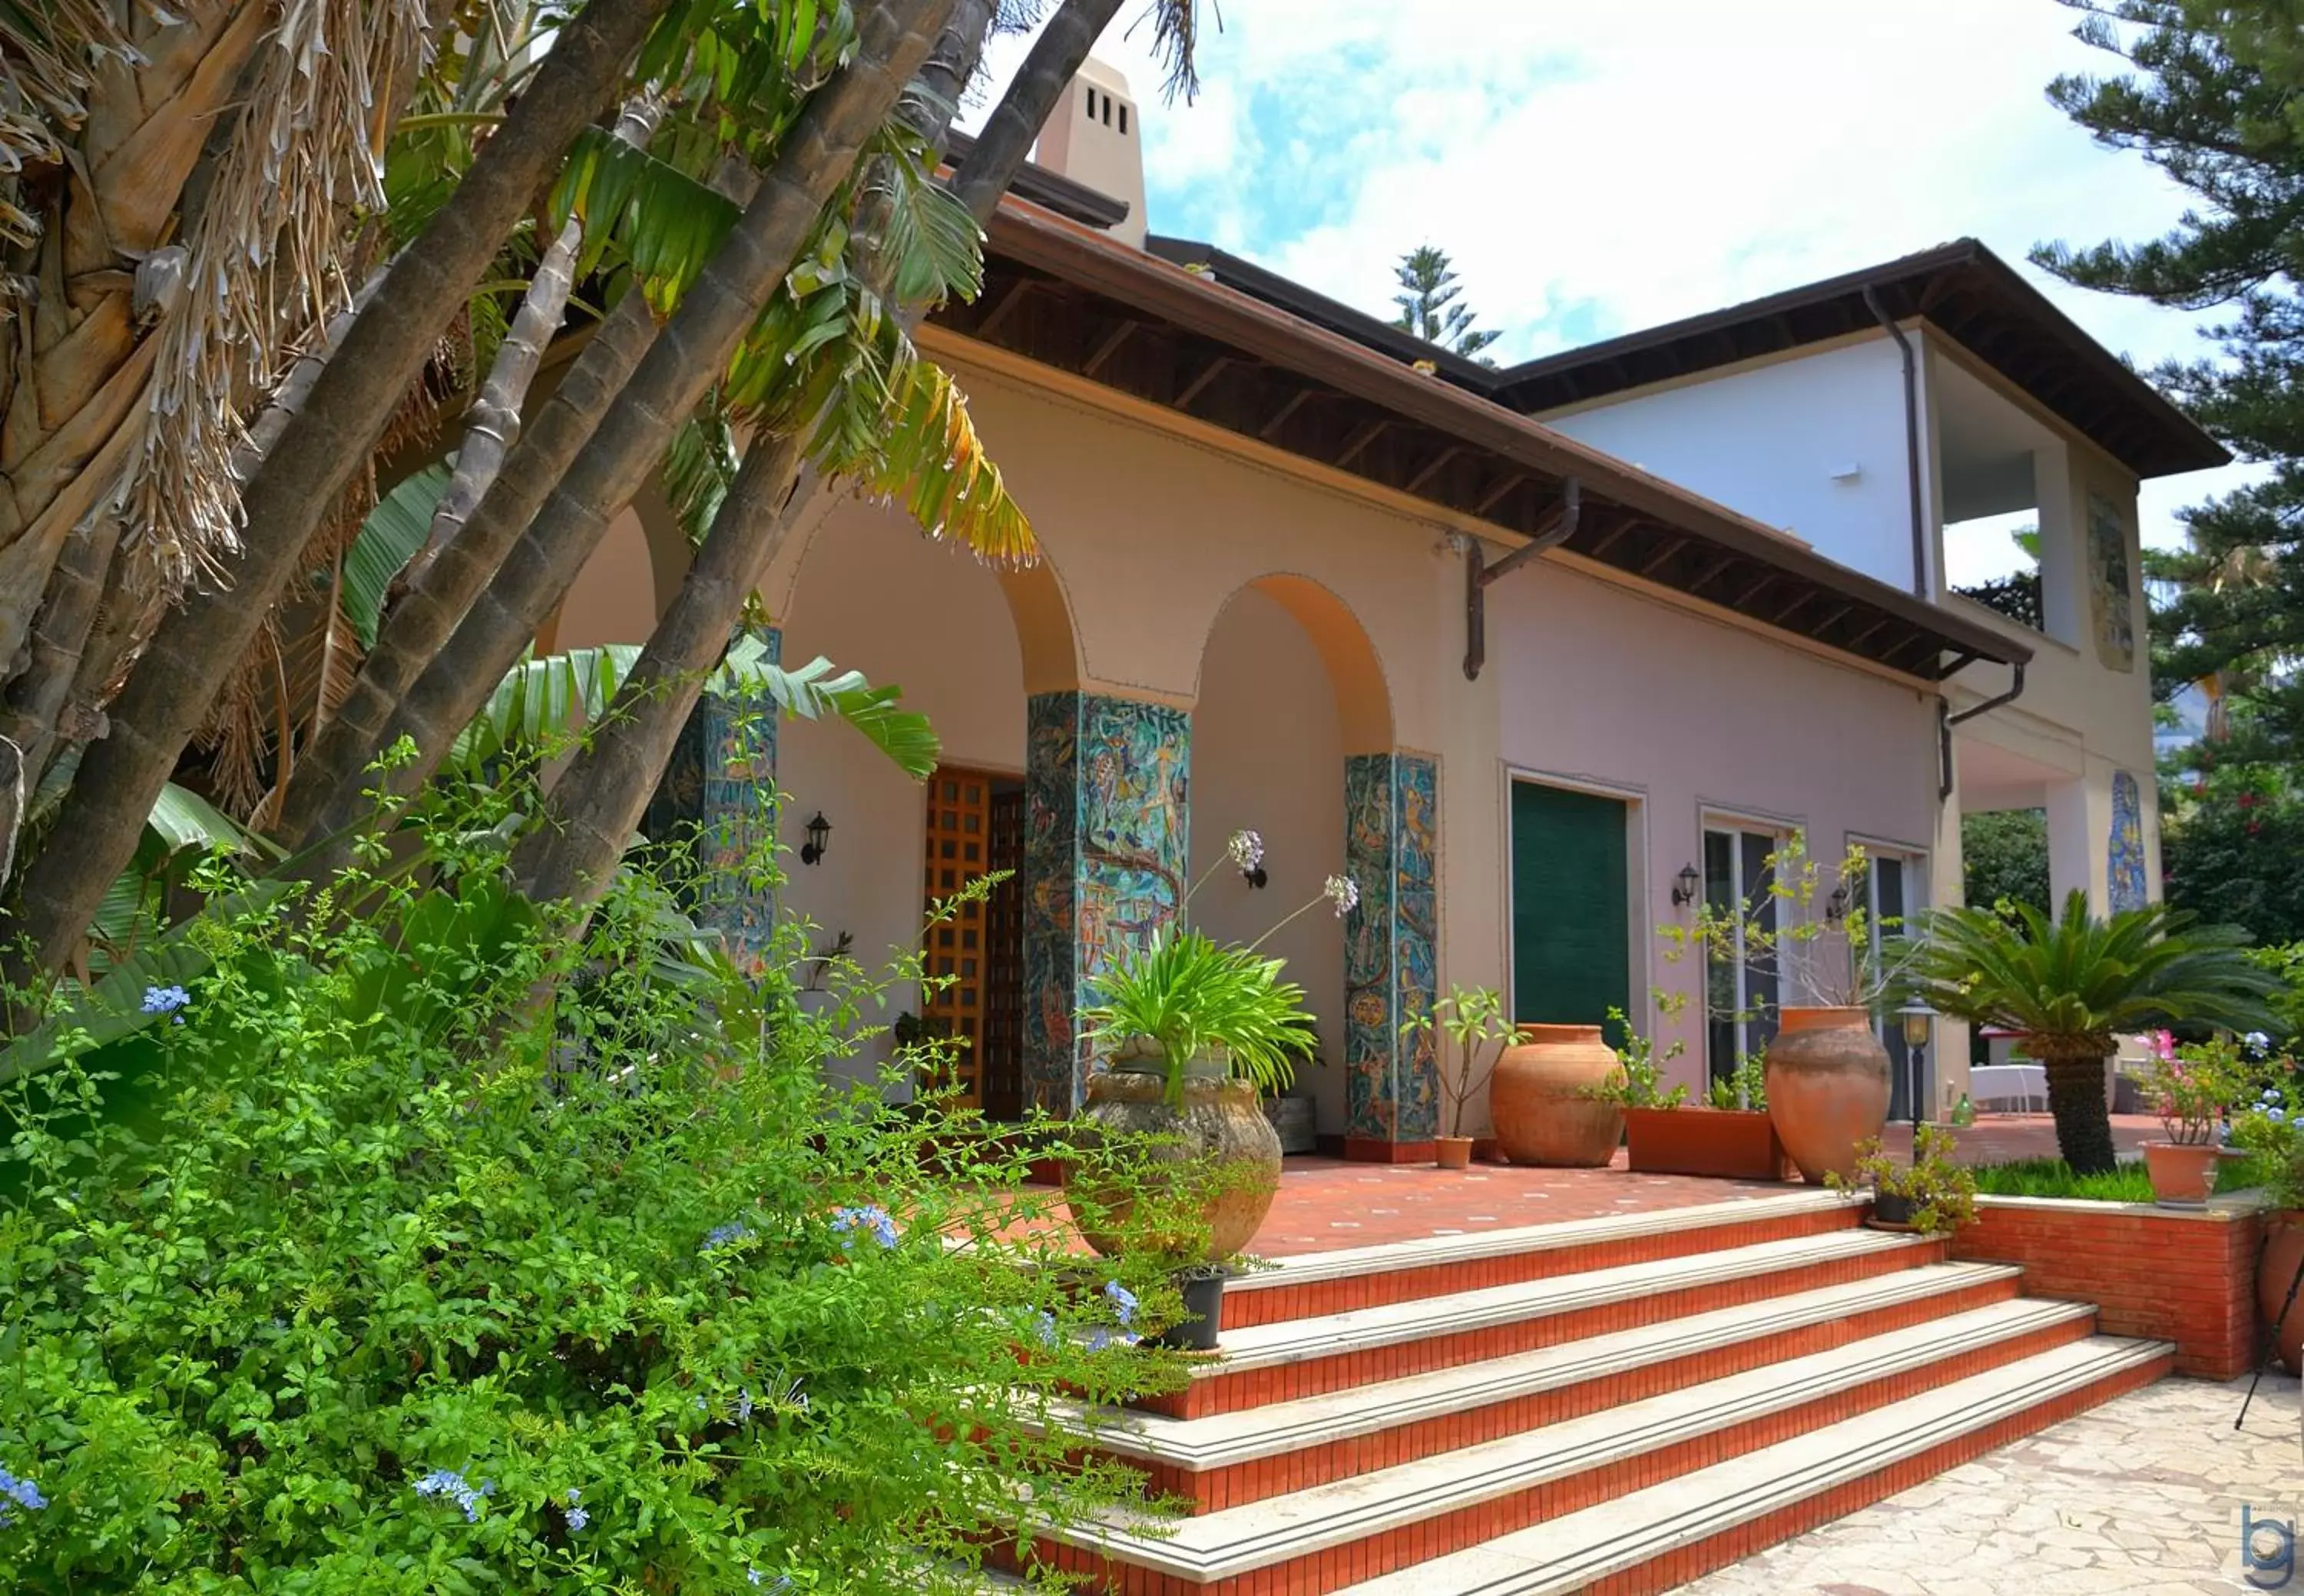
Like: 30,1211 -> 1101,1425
1022,692 -> 1191,1114
1342,752 -> 1439,1157
643,624 -> 781,969
2108,769 -> 2148,912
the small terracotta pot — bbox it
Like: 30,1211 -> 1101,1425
2140,1139 -> 2223,1207
2258,1210 -> 2304,1375
1622,1105 -> 1792,1182
1434,1134 -> 1475,1171
1764,1008 -> 1891,1184
1491,1024 -> 1624,1167
1064,1041 -> 1282,1260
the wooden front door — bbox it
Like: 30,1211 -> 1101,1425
919,768 -> 1024,1113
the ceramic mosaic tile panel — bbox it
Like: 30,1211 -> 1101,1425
2108,769 -> 2148,914
644,625 -> 780,970
1343,752 -> 1442,1144
1023,691 -> 1190,1112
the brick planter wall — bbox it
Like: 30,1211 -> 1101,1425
1951,1195 -> 2266,1379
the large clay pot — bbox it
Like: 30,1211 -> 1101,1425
2259,1210 -> 2304,1375
1491,1024 -> 1624,1168
1064,1040 -> 1283,1260
1764,1007 -> 1891,1185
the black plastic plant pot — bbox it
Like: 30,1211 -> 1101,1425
1870,1191 -> 1918,1228
1149,1266 -> 1226,1351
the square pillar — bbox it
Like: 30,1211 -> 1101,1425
1342,752 -> 1440,1158
643,624 -> 780,969
1022,691 -> 1191,1114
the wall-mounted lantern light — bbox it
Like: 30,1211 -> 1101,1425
1826,882 -> 1852,923
1672,863 -> 1701,908
801,810 -> 833,866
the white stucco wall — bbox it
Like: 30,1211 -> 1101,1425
1189,587 -> 1349,1135
1491,561 -> 1942,1107
773,498 -> 1029,1093
1541,336 -> 1927,593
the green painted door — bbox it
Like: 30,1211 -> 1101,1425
1511,780 -> 1631,1045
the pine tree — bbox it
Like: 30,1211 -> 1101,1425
2034,0 -> 2304,763
1392,244 -> 1503,363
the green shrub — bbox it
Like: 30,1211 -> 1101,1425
0,826 -> 1180,1593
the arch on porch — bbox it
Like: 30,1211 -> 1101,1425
1196,572 -> 1394,757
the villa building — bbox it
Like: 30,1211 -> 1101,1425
550,60 -> 2226,1158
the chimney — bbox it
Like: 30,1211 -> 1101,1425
1035,57 -> 1147,249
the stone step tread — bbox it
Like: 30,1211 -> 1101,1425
1228,1190 -> 1860,1293
1081,1263 -> 2030,1467
1328,1337 -> 2168,1595
1201,1228 -> 1936,1376
1061,1302 -> 2107,1580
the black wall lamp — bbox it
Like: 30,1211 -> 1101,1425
1826,882 -> 1852,923
800,810 -> 832,866
1671,863 -> 1700,908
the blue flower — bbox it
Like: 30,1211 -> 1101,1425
1030,1309 -> 1059,1349
564,1488 -> 588,1532
1085,1327 -> 1139,1353
1104,1280 -> 1139,1328
2273,1108 -> 2289,1124
749,1571 -> 793,1592
141,985 -> 189,1016
0,1465 -> 45,1525
413,1468 -> 492,1522
737,1388 -> 756,1423
2248,1031 -> 2273,1055
830,1204 -> 899,1250
703,1220 -> 753,1252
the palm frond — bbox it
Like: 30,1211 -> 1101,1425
714,639 -> 939,779
550,123 -> 744,312
662,402 -> 741,547
452,643 -> 938,782
342,462 -> 453,647
1125,0 -> 1218,103
863,359 -> 1035,565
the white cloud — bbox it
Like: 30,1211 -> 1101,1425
965,2 -> 2263,555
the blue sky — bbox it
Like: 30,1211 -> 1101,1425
967,2 -> 2265,573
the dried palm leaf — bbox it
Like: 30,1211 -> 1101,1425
125,0 -> 433,594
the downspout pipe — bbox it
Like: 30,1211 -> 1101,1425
1864,286 -> 1931,601
1938,661 -> 2028,801
1464,478 -> 1581,680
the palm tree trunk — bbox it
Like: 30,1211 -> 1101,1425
2034,1038 -> 2120,1175
2,0 -> 670,986
518,0 -> 1129,909
281,0 -> 960,865
406,98 -> 664,589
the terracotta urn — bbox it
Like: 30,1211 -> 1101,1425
1763,1007 -> 1891,1184
1064,1039 -> 1283,1260
2259,1211 -> 2304,1375
1491,1023 -> 1624,1168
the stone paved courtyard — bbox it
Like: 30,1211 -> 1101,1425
1675,1371 -> 2304,1595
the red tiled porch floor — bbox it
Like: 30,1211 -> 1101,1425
991,1112 -> 2163,1260
1240,1112 -> 2160,1258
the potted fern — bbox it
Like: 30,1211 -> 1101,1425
1068,830 -> 1356,1261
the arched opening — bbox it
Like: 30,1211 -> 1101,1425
774,501 -> 1080,1110
1191,575 -> 1394,1142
